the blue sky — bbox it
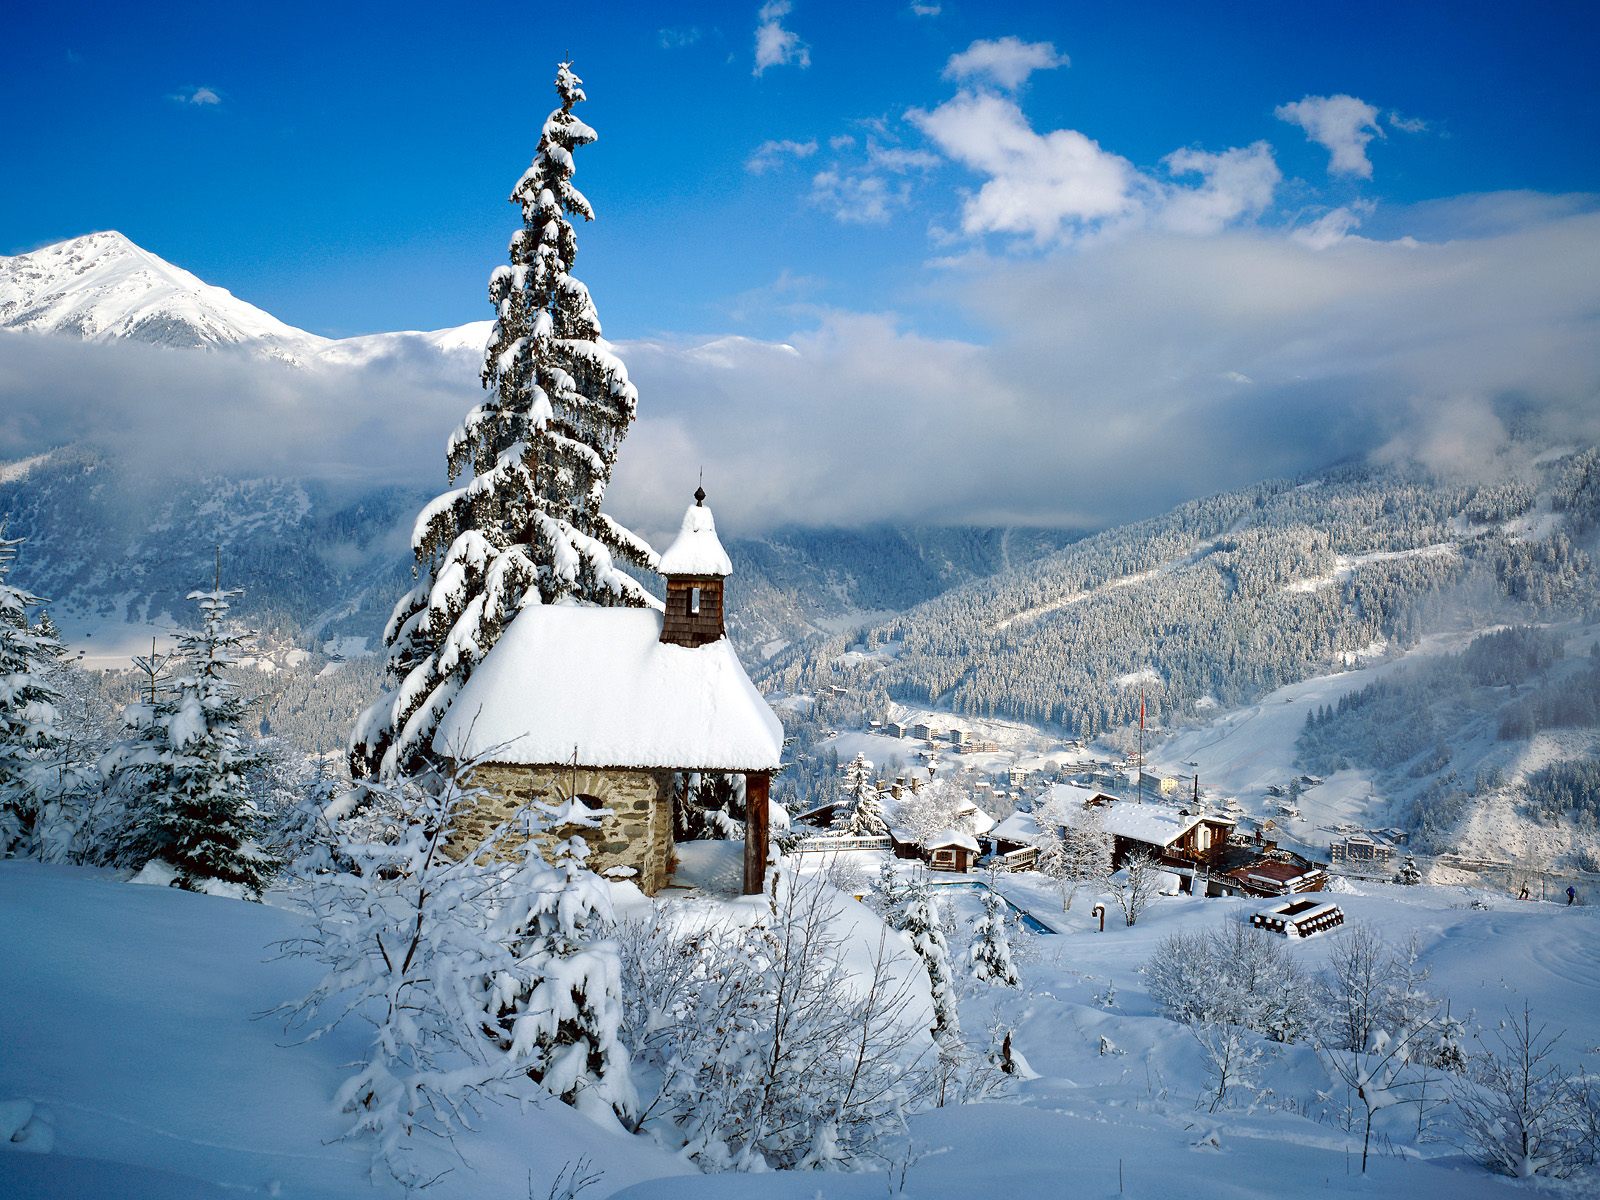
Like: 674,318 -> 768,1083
5,0 -> 1598,341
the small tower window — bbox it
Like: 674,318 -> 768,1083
690,586 -> 701,614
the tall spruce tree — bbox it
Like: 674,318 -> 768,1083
0,533 -> 68,858
353,62 -> 658,781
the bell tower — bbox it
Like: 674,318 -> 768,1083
658,486 -> 732,648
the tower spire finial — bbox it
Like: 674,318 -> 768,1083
694,469 -> 706,506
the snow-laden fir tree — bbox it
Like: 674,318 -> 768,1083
890,872 -> 960,1040
968,887 -> 1019,987
831,752 -> 872,832
873,857 -> 904,914
352,61 -> 659,781
485,801 -> 636,1125
0,533 -> 72,860
839,753 -> 887,835
847,783 -> 888,836
108,588 -> 273,897
1395,852 -> 1422,885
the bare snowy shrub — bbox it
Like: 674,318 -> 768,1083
890,776 -> 972,844
925,1026 -> 1008,1107
279,759 -> 635,1182
1193,1020 -> 1265,1113
276,765 -> 520,1184
1319,924 -> 1401,1053
1035,802 -> 1112,911
1319,1020 -> 1442,1173
1107,850 -> 1165,926
615,867 -> 928,1171
1452,1004 -> 1597,1179
1144,930 -> 1215,1024
820,850 -> 875,896
1145,920 -> 1314,1043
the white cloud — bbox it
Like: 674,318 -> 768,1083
909,3 -> 941,15
1275,94 -> 1383,178
603,203 -> 1600,532
867,141 -> 941,173
168,85 -> 222,107
942,36 -> 1068,91
658,27 -> 701,50
1159,142 -> 1281,235
909,89 -> 1286,246
802,138 -> 940,226
1388,110 -> 1428,134
907,91 -> 1141,242
810,169 -> 910,224
4,201 -> 1596,540
1291,202 -> 1374,250
754,1 -> 810,76
746,138 -> 819,174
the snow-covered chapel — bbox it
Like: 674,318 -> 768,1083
431,489 -> 784,895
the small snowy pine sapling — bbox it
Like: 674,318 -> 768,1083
968,887 -> 1019,986
486,798 -> 637,1126
891,871 -> 960,1041
1451,1003 -> 1595,1178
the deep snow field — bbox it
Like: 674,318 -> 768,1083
3,856 -> 1598,1199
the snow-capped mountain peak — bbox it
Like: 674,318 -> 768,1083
0,231 -> 326,362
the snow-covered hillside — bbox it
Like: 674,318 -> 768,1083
5,857 -> 1597,1198
0,862 -> 691,1199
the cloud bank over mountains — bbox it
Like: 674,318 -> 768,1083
3,192 -> 1596,544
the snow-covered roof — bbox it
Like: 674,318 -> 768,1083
432,603 -> 783,772
925,828 -> 979,852
990,810 -> 1045,844
1034,781 -> 1119,810
657,499 -> 732,577
953,800 -> 997,835
1097,801 -> 1206,849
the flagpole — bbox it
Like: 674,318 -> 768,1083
1137,687 -> 1145,804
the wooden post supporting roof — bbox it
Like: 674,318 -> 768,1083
744,771 -> 771,895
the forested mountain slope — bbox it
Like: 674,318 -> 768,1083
763,449 -> 1600,737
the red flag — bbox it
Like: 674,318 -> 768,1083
1140,691 -> 1145,729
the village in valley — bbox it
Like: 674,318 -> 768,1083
4,5 -> 1600,1200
